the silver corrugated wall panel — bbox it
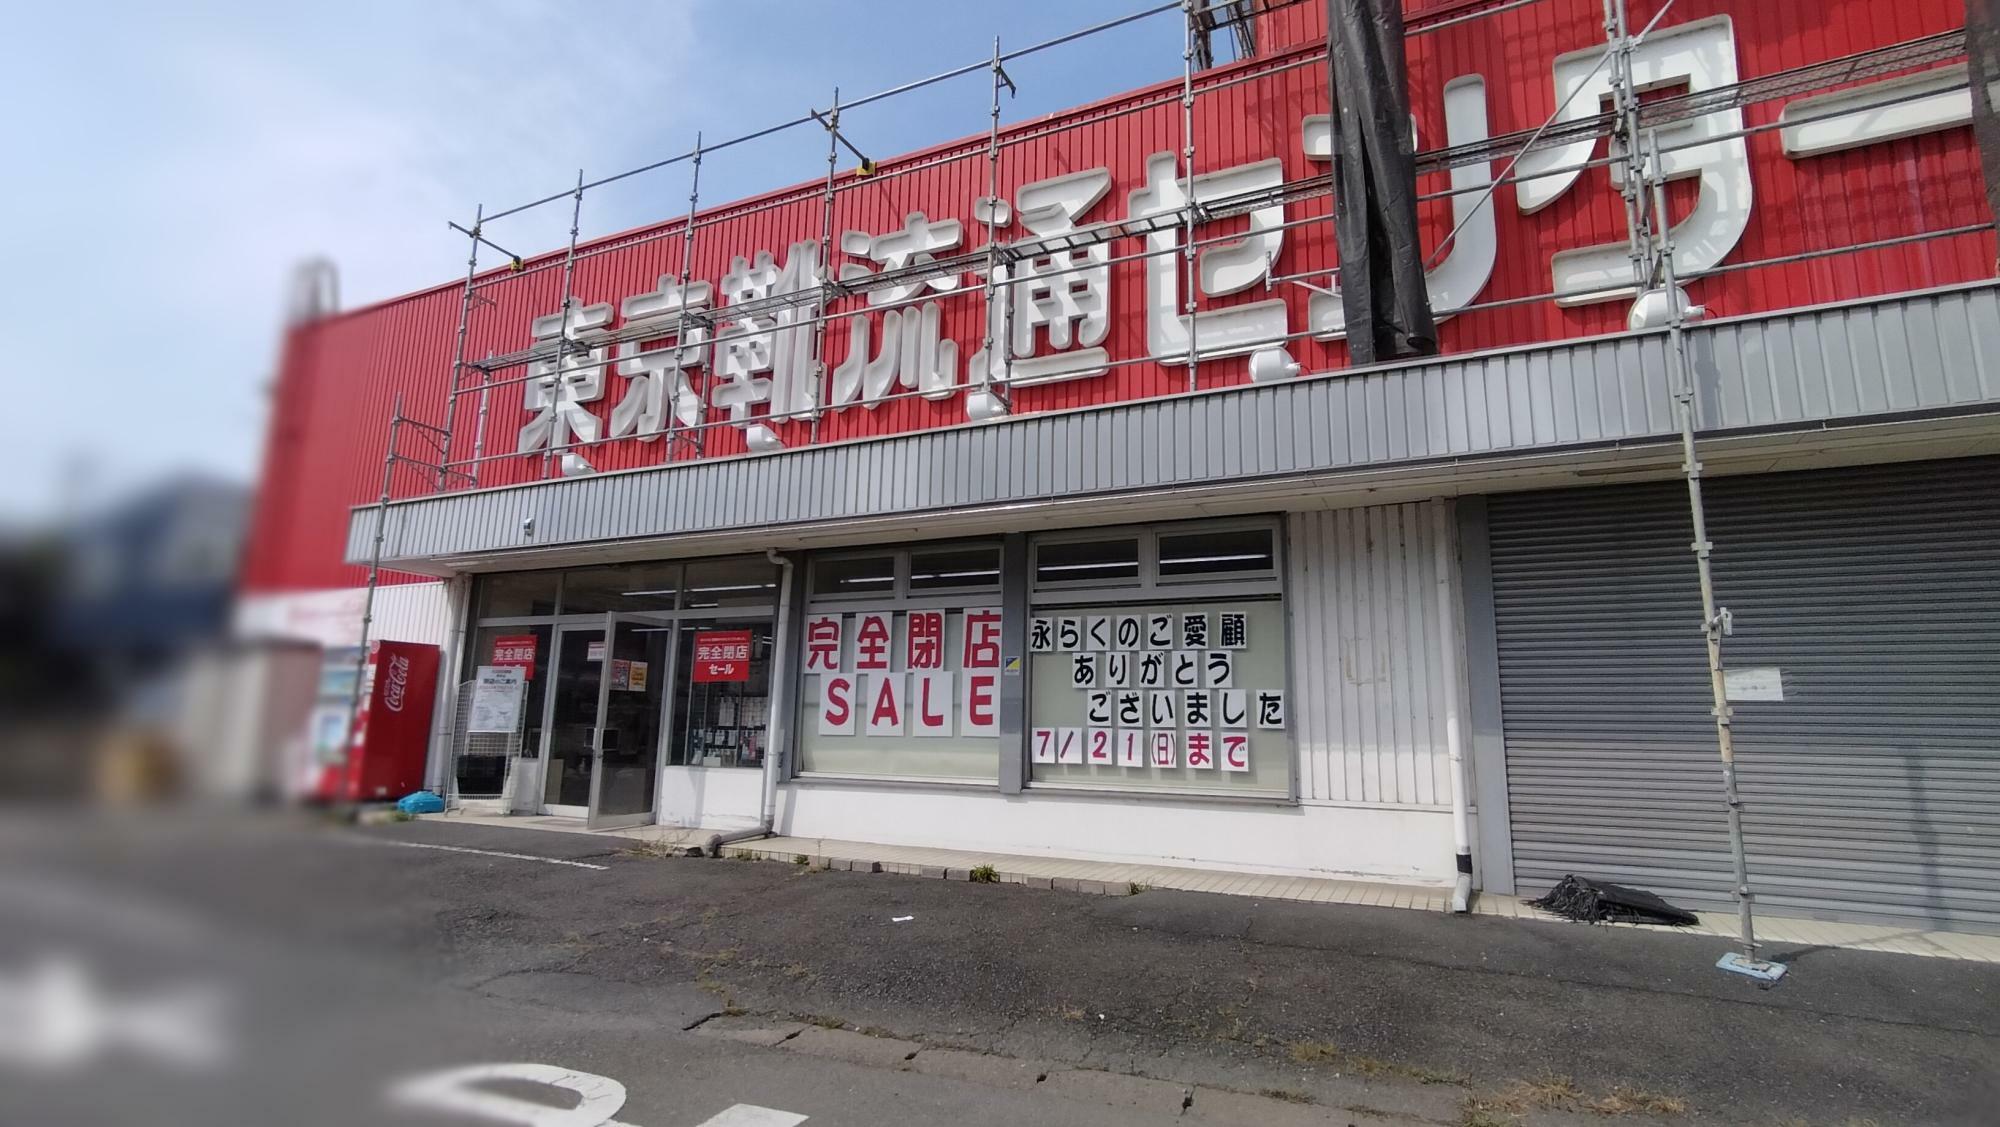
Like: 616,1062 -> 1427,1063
368,581 -> 452,645
1289,504 -> 1462,807
349,286 -> 2000,568
1489,456 -> 2000,932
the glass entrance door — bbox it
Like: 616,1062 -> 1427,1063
587,614 -> 671,829
541,625 -> 605,814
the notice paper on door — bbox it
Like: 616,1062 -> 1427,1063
1723,666 -> 1784,702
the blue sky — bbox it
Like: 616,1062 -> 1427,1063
0,1 -> 1191,523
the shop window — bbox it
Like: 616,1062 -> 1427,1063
559,562 -> 683,614
667,620 -> 773,768
1026,517 -> 1288,798
1157,527 -> 1275,580
458,624 -> 553,797
682,557 -> 781,610
1026,599 -> 1289,797
796,541 -> 1004,782
795,602 -> 1002,782
811,555 -> 898,598
474,571 -> 561,619
908,546 -> 1002,593
1034,538 -> 1139,585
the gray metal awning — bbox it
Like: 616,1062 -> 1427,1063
350,283 -> 2000,576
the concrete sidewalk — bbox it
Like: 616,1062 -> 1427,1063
420,810 -> 2000,963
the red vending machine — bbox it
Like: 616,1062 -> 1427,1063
315,639 -> 440,803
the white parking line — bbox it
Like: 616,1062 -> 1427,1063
696,1106 -> 810,1127
350,838 -> 610,871
391,1062 -> 809,1126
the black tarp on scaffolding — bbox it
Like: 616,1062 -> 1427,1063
1969,0 -> 2000,236
1325,0 -> 1437,365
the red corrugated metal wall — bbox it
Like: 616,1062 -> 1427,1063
242,0 -> 1993,593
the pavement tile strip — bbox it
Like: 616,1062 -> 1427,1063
418,813 -> 2000,964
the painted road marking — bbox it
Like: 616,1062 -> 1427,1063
349,838 -> 610,871
0,954 -> 230,1071
391,1062 -> 808,1126
693,1106 -> 809,1127
391,1062 -> 627,1126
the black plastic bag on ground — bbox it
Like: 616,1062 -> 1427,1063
1527,875 -> 1700,926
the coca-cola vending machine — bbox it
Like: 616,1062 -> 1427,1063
315,639 -> 440,803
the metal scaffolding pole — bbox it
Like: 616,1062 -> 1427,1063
1606,0 -> 1653,292
982,36 -> 1016,410
1181,0 -> 1200,393
470,346 -> 496,485
436,205 -> 484,490
543,170 -> 586,477
808,89 -> 843,445
670,133 -> 704,460
1637,134 -> 1777,982
343,393 -> 406,793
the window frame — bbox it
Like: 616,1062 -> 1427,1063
1030,517 -> 1283,608
806,540 -> 1003,609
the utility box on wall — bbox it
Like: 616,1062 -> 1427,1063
316,639 -> 440,803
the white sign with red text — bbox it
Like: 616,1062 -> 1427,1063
813,608 -> 1000,741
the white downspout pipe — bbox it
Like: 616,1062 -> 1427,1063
1433,499 -> 1474,912
707,548 -> 795,856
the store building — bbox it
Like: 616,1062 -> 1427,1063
239,1 -> 2000,931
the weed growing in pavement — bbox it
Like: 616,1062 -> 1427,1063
804,1014 -> 847,1029
855,1024 -> 901,1039
693,966 -> 735,1005
1213,1013 -> 1249,1043
1128,882 -> 1149,895
1458,1100 -> 1519,1127
969,864 -> 999,883
1283,1038 -> 1466,1086
1594,1086 -> 1689,1115
1259,1088 -> 1314,1104
793,854 -> 810,866
1287,1039 -> 1341,1064
1465,1075 -> 1687,1119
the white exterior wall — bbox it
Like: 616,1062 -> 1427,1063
233,581 -> 452,649
657,767 -> 765,831
775,786 -> 1456,884
233,580 -> 462,802
1287,504 -> 1464,807
764,502 -> 1465,885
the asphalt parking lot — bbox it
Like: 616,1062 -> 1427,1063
3,811 -> 1995,1125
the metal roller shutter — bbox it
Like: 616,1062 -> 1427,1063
1489,457 -> 2000,933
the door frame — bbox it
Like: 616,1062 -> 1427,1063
534,621 -> 608,818
587,612 -> 677,830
